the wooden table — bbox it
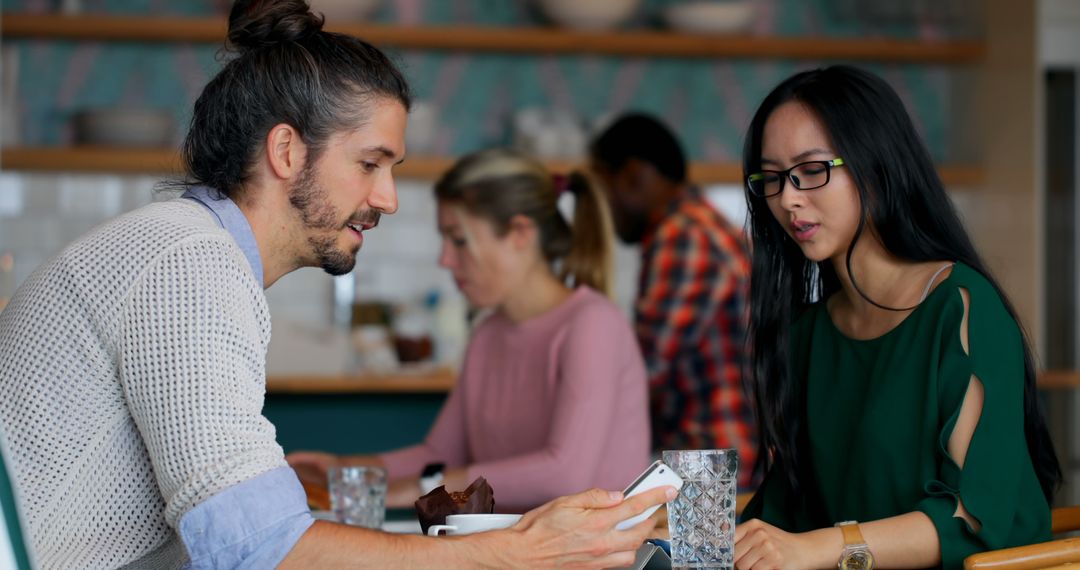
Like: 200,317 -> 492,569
270,368 -> 1075,395
266,366 -> 456,395
302,482 -> 755,537
1038,370 -> 1080,390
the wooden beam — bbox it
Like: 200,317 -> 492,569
1,14 -> 984,62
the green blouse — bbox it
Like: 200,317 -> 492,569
742,263 -> 1050,568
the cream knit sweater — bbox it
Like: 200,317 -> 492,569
0,199 -> 286,569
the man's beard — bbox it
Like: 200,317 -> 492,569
615,209 -> 649,244
288,165 -> 379,276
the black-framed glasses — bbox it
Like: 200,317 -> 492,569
747,158 -> 846,198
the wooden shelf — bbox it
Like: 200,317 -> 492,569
0,147 -> 532,179
266,366 -> 456,395
1038,370 -> 1080,390
0,146 -> 985,186
0,14 -> 984,62
1,146 -> 182,173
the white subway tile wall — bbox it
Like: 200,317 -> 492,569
0,172 -> 757,365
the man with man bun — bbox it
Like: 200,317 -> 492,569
0,1 -> 672,568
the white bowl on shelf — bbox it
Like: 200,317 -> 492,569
72,108 -> 174,147
536,0 -> 640,31
308,0 -> 382,23
663,1 -> 756,34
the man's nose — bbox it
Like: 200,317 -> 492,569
369,171 -> 399,215
437,241 -> 455,269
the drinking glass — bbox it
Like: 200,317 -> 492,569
662,449 -> 739,569
328,465 -> 387,529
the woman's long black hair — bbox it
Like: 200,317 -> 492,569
742,65 -> 1061,503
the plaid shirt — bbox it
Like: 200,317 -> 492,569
636,189 -> 756,488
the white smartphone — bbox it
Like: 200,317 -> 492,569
616,460 -> 684,531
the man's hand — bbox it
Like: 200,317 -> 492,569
479,486 -> 677,569
281,485 -> 677,569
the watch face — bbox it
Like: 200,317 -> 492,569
839,550 -> 874,570
421,462 -> 445,478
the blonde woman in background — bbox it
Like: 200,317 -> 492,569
289,149 -> 650,511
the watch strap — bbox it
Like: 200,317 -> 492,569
834,521 -> 874,570
837,521 -> 867,547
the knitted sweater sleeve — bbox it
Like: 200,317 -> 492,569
116,235 -> 285,527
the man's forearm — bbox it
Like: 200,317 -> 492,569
279,486 -> 678,569
279,520 -> 508,569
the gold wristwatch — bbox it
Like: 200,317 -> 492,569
834,521 -> 874,570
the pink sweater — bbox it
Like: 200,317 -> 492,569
380,287 -> 650,511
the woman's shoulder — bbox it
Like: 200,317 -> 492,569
558,289 -> 645,377
942,262 -> 998,297
926,263 -> 1026,380
560,288 -> 638,346
566,287 -> 626,320
931,263 -> 1017,331
472,287 -> 628,339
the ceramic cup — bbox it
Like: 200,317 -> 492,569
426,513 -> 522,536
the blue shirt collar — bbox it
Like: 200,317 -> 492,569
182,186 -> 264,287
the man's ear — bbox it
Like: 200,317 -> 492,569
507,214 -> 539,250
265,123 -> 306,181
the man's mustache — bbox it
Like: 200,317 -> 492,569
349,210 -> 381,229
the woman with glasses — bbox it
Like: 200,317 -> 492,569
733,66 -> 1059,569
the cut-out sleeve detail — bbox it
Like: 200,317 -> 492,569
915,285 -> 1050,568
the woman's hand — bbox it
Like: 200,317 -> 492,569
734,518 -> 839,570
285,450 -> 341,486
385,477 -> 423,507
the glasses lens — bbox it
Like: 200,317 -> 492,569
791,162 -> 830,190
747,175 -> 764,196
749,172 -> 782,196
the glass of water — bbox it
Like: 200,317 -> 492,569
662,449 -> 739,569
328,465 -> 387,529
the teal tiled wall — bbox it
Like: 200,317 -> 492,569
2,0 -> 979,162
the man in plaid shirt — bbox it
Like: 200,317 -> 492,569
590,113 -> 756,489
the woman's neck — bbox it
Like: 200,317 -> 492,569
499,264 -> 573,323
831,239 -> 909,316
828,236 -> 952,335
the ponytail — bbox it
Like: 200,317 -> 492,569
560,171 -> 615,297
